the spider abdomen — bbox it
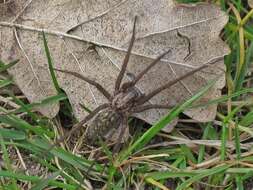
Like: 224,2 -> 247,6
84,108 -> 122,145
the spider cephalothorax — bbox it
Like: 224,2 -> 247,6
54,16 -> 219,151
112,86 -> 143,112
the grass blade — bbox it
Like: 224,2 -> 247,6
42,32 -> 61,93
0,134 -> 19,190
0,79 -> 12,88
0,128 -> 26,140
30,171 -> 61,190
176,165 -> 230,190
0,59 -> 19,73
6,93 -> 67,115
0,170 -> 76,190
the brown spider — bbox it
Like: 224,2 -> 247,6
54,16 -> 219,152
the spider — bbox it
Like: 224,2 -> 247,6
53,16 -> 219,152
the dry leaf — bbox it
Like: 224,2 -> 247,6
248,0 -> 253,8
0,0 -> 230,126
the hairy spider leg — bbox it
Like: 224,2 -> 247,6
136,58 -> 221,106
121,49 -> 171,90
114,16 -> 137,93
112,116 -> 128,153
54,68 -> 112,101
46,103 -> 109,152
132,104 -> 174,113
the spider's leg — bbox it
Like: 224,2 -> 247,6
121,49 -> 171,90
137,58 -> 221,105
132,104 -> 174,113
112,116 -> 128,154
46,103 -> 109,152
55,68 -> 112,101
114,16 -> 137,93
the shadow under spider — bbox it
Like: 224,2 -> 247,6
52,16 -> 221,153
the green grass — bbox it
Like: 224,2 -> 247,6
1,0 -> 253,189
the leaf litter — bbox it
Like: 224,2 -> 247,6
0,1 -> 229,125
0,0 -> 232,188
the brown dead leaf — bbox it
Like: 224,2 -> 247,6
249,0 -> 253,8
0,0 -> 230,126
